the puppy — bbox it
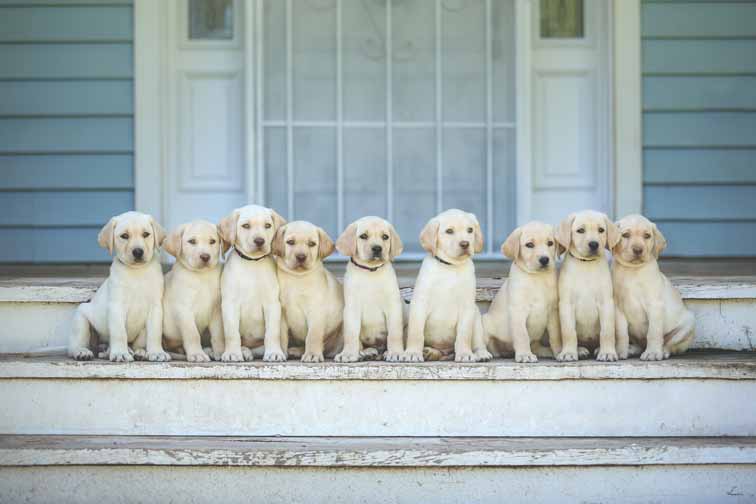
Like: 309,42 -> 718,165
273,221 -> 344,362
68,211 -> 169,362
334,216 -> 405,362
404,209 -> 491,362
612,214 -> 694,360
483,222 -> 561,362
555,210 -> 621,361
161,220 -> 226,362
216,205 -> 288,362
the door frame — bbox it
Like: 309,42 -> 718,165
134,0 -> 642,227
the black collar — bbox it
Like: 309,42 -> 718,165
350,257 -> 384,272
235,247 -> 269,261
434,255 -> 453,266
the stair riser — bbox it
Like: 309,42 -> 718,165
3,378 -> 755,436
2,465 -> 755,504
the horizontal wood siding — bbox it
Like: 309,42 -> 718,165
0,1 -> 133,262
642,0 -> 756,256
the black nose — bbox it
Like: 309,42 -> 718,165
372,245 -> 383,255
254,237 -> 265,247
459,241 -> 470,249
200,253 -> 210,263
539,256 -> 549,266
632,246 -> 643,256
589,241 -> 599,251
296,253 -> 307,263
132,248 -> 144,259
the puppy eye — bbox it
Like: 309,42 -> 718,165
382,234 -> 389,241
209,239 -> 216,245
143,232 -> 150,238
264,223 -> 272,229
445,228 -> 454,235
644,233 -> 652,239
525,242 -> 535,249
622,232 -> 631,239
598,227 -> 605,234
188,239 -> 197,245
242,223 -> 251,229
576,229 -> 585,234
120,233 -> 129,240
547,241 -> 554,247
359,233 -> 368,240
308,241 -> 316,247
286,239 -> 295,246
467,227 -> 473,233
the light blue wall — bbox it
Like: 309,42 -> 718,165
642,0 -> 756,256
0,0 -> 133,262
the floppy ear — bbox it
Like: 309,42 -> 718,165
162,224 -> 185,258
270,209 -> 287,231
419,218 -> 439,255
611,221 -> 625,256
335,222 -> 358,258
216,225 -> 232,255
271,224 -> 287,257
317,227 -> 335,259
97,217 -> 117,255
604,215 -> 620,250
218,210 -> 238,247
501,227 -> 521,260
470,214 -> 484,253
388,222 -> 404,261
556,213 -> 575,254
652,223 -> 667,258
150,216 -> 166,248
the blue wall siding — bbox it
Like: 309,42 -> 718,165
0,0 -> 133,262
642,0 -> 756,257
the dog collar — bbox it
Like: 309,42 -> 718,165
569,251 -> 599,262
350,258 -> 384,272
434,255 -> 453,266
235,247 -> 269,261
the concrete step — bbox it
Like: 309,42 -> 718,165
1,276 -> 755,354
1,352 -> 755,437
1,435 -> 755,503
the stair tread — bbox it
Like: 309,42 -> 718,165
2,434 -> 755,467
1,351 -> 754,381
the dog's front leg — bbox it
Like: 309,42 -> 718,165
262,302 -> 287,362
596,300 -> 618,361
557,301 -> 579,361
221,300 -> 245,362
403,301 -> 427,362
510,307 -> 536,363
206,305 -> 224,361
302,314 -> 326,363
472,311 -> 492,361
69,304 -> 94,360
107,304 -> 133,362
640,302 -> 666,361
145,303 -> 169,362
454,308 -> 476,362
176,310 -> 208,362
546,308 -> 562,357
335,302 -> 362,363
615,306 -> 630,359
384,299 -> 405,362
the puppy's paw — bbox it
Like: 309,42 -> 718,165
383,350 -> 403,362
556,351 -> 578,362
617,349 -> 629,360
147,350 -> 171,362
301,352 -> 324,363
423,347 -> 444,361
578,346 -> 591,359
204,347 -> 221,361
401,351 -> 424,362
475,350 -> 493,362
109,350 -> 134,363
640,349 -> 666,361
454,351 -> 476,363
515,352 -> 538,363
263,349 -> 287,362
70,348 -> 94,361
360,348 -> 381,361
334,350 -> 360,363
221,350 -> 245,362
241,347 -> 254,362
596,349 -> 618,362
186,351 -> 211,363
132,348 -> 147,361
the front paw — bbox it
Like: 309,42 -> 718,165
596,349 -> 618,362
455,351 -> 476,363
578,346 -> 591,359
263,349 -> 287,362
556,351 -> 578,362
423,347 -> 444,361
515,352 -> 538,363
147,351 -> 171,362
301,352 -> 324,363
334,350 -> 360,363
132,348 -> 147,361
204,347 -> 221,361
401,351 -> 424,362
640,349 -> 666,361
241,347 -> 254,361
69,348 -> 94,361
186,351 -> 211,363
475,350 -> 493,362
360,348 -> 381,361
383,350 -> 403,362
110,350 -> 134,362
221,350 -> 245,362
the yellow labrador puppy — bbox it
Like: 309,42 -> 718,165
68,211 -> 168,362
612,214 -> 695,360
483,222 -> 561,362
334,216 -> 405,362
161,220 -> 226,362
556,210 -> 621,362
273,221 -> 344,362
216,205 -> 288,362
404,209 -> 491,362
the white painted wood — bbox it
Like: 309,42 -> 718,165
3,465 -> 756,504
2,435 -> 755,467
515,0 -> 532,224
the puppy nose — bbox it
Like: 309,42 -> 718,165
459,241 -> 470,249
254,237 -> 265,247
296,253 -> 307,263
372,245 -> 383,254
632,246 -> 644,256
200,253 -> 210,263
132,248 -> 144,259
539,256 -> 549,266
589,241 -> 599,251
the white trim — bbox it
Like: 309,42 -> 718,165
515,0 -> 532,224
244,0 -> 258,203
613,0 -> 643,218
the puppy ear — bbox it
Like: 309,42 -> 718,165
611,221 -> 625,256
270,209 -> 287,231
388,222 -> 404,261
97,217 -> 117,255
556,213 -> 575,254
604,215 -> 620,250
271,224 -> 287,257
218,210 -> 238,247
163,224 -> 184,258
471,214 -> 484,253
501,227 -> 521,260
652,223 -> 667,258
216,224 -> 232,255
335,222 -> 358,258
419,218 -> 440,255
317,227 -> 335,259
150,216 -> 166,248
